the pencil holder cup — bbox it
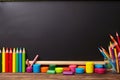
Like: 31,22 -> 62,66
26,66 -> 33,73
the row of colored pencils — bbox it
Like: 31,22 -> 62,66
98,32 -> 120,73
0,47 -> 26,73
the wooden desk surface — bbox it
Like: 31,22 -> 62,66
0,73 -> 120,80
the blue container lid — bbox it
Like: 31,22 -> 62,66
95,64 -> 103,68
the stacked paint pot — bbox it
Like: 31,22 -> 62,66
94,64 -> 106,74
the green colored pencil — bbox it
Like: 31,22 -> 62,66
22,48 -> 26,72
16,48 -> 19,72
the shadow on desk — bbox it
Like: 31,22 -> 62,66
0,73 -> 120,80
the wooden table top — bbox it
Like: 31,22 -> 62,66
0,73 -> 120,80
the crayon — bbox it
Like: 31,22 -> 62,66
22,48 -> 26,72
2,47 -> 5,72
12,48 -> 16,72
5,48 -> 9,72
9,48 -> 12,72
16,48 -> 19,72
0,50 -> 2,72
19,48 -> 22,72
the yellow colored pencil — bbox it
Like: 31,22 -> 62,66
2,47 -> 5,72
12,48 -> 16,72
114,48 -> 119,73
101,47 -> 110,58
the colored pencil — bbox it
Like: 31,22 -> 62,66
101,47 -> 110,58
19,48 -> 22,72
22,48 -> 26,72
98,48 -> 116,72
114,48 -> 119,73
116,32 -> 120,47
12,48 -> 16,72
5,48 -> 9,72
9,48 -> 12,72
16,48 -> 19,72
0,50 -> 2,72
2,47 -> 5,72
109,34 -> 120,52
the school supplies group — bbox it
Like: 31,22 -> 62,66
0,47 -> 26,73
98,32 -> 120,73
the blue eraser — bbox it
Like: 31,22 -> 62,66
75,68 -> 84,74
95,64 -> 103,68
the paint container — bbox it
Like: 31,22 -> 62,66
55,67 -> 63,74
33,64 -> 41,73
86,62 -> 94,73
76,68 -> 84,74
26,66 -> 32,73
41,67 -> 49,73
47,70 -> 56,74
69,64 -> 77,73
94,68 -> 106,74
63,71 -> 74,75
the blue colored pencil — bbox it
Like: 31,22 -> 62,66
19,48 -> 22,72
98,47 -> 116,72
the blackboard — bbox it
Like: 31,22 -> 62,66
0,1 -> 120,61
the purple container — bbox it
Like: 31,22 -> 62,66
26,66 -> 33,73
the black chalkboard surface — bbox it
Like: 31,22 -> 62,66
0,1 -> 120,61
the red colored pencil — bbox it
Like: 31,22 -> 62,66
5,48 -> 9,72
9,48 -> 12,72
110,34 -> 120,53
116,32 -> 120,47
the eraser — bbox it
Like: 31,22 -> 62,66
63,71 -> 74,75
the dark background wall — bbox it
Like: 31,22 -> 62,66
0,1 -> 120,61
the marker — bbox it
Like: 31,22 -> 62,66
16,48 -> 19,72
19,48 -> 22,72
5,48 -> 9,72
2,47 -> 5,72
0,50 -> 2,72
9,48 -> 12,72
12,48 -> 16,72
22,48 -> 26,72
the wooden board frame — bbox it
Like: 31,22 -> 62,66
29,61 -> 105,65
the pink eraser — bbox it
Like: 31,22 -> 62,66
26,66 -> 33,73
63,71 -> 74,75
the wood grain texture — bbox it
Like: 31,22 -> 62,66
0,73 -> 120,80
